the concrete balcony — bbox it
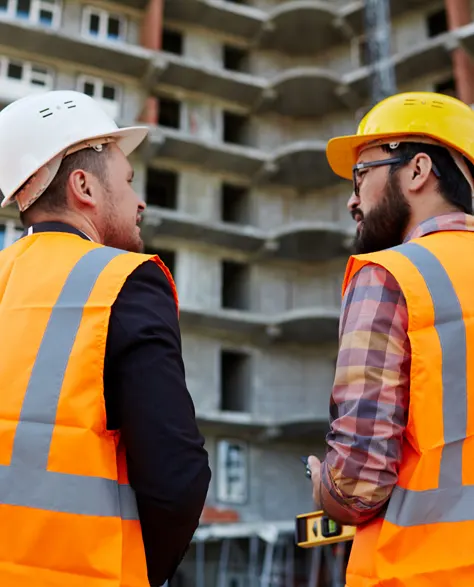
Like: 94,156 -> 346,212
195,411 -> 328,441
394,32 -> 452,87
0,79 -> 51,110
455,22 -> 474,58
343,0 -> 434,36
146,126 -> 267,177
163,0 -> 264,42
141,207 -> 265,254
260,68 -> 347,118
269,307 -> 340,345
141,209 -> 353,262
0,16 -> 152,78
258,1 -> 348,55
263,141 -> 335,191
268,221 -> 353,262
347,32 -> 454,103
163,0 -> 434,54
179,305 -> 339,345
151,53 -> 266,109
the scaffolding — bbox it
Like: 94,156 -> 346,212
364,0 -> 397,104
177,523 -> 352,587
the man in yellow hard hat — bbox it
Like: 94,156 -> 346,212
307,92 -> 474,586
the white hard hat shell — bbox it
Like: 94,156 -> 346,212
0,90 -> 149,208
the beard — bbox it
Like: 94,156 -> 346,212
352,172 -> 411,255
102,197 -> 144,254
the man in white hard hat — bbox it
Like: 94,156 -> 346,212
0,90 -> 211,587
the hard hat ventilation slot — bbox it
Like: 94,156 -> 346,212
39,108 -> 52,118
404,99 -> 418,106
431,101 -> 444,109
64,100 -> 76,109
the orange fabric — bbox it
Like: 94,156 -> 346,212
0,232 -> 178,587
342,231 -> 474,587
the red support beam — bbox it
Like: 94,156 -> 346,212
445,0 -> 474,105
139,0 -> 163,124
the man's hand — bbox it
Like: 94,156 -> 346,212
308,455 -> 322,509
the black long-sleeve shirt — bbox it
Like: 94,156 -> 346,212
22,222 -> 212,587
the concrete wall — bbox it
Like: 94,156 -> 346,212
203,437 -> 320,522
181,332 -> 337,421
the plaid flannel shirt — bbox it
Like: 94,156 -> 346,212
320,212 -> 474,524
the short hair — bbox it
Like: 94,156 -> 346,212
19,144 -> 111,226
381,142 -> 474,214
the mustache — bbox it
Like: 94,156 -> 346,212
351,208 -> 364,222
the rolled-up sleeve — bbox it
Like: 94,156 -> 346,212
320,264 -> 410,526
104,259 -> 211,586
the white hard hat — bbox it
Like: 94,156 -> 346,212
0,90 -> 149,211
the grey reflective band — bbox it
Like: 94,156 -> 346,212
0,246 -> 139,521
384,242 -> 468,527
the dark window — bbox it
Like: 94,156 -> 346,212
222,260 -> 250,310
16,0 -> 30,17
223,112 -> 248,145
89,12 -> 100,34
83,82 -> 95,97
107,16 -> 121,39
162,28 -> 183,55
221,183 -> 250,224
7,62 -> 23,80
145,248 -> 176,276
39,9 -> 53,24
0,0 -> 7,11
103,84 -> 116,101
427,9 -> 447,38
146,168 -> 178,209
434,77 -> 456,98
223,46 -> 248,72
358,38 -> 370,66
220,350 -> 251,412
158,97 -> 181,129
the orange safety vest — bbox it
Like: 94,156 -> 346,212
341,230 -> 474,587
0,231 -> 178,587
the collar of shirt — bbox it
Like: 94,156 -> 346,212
404,212 -> 474,243
21,221 -> 93,242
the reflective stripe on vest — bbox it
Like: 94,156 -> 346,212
385,242 -> 468,528
0,246 -> 139,521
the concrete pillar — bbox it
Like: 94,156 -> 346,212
445,0 -> 474,105
139,0 -> 163,124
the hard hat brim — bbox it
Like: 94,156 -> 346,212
326,130 -> 474,181
101,124 -> 149,158
326,132 -> 409,180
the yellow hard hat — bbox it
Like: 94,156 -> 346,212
326,92 -> 474,180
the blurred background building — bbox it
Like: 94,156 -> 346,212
1,0 -> 473,585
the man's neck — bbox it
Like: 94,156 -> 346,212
26,213 -> 101,244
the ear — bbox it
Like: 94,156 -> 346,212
67,169 -> 99,209
407,153 -> 433,193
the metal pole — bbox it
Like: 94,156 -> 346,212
260,541 -> 275,587
307,547 -> 321,587
364,0 -> 397,104
330,545 -> 346,587
217,538 -> 232,587
195,540 -> 205,587
285,537 -> 294,587
249,535 -> 260,587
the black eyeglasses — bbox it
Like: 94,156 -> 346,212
352,156 -> 441,197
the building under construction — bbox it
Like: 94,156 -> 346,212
1,0 -> 474,585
